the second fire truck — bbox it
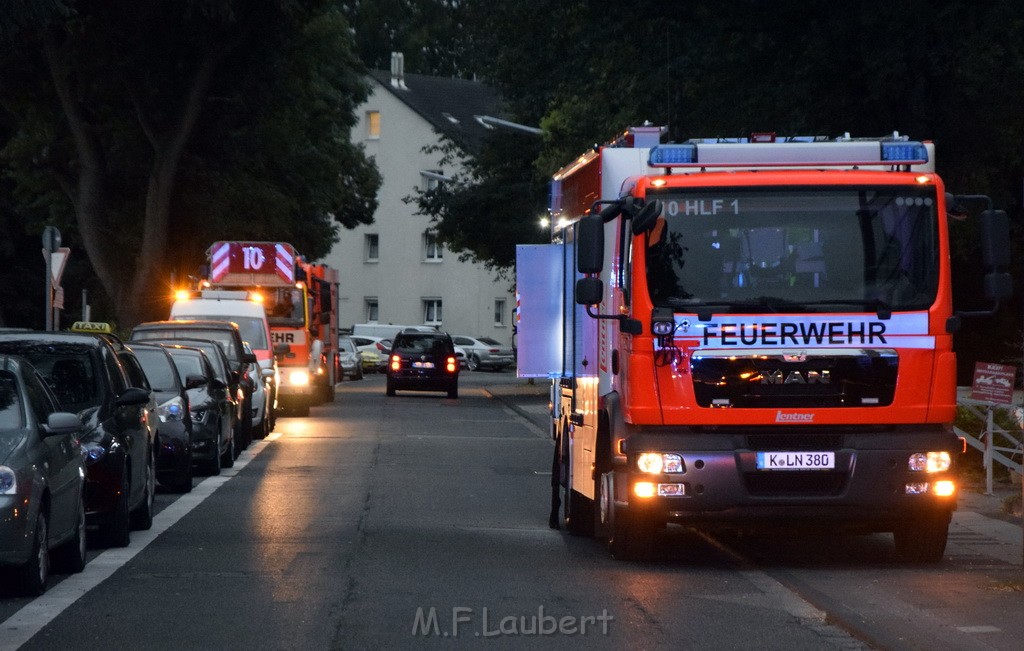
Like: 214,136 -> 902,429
517,127 -> 1012,562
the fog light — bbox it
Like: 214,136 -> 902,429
658,483 -> 685,496
634,482 -> 656,498
932,480 -> 956,497
905,482 -> 929,495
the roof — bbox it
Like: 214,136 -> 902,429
369,69 -> 502,153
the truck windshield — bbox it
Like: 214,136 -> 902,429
644,186 -> 939,313
264,287 -> 306,327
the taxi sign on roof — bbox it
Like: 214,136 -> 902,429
70,321 -> 113,334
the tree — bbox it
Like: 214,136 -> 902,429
0,1 -> 380,327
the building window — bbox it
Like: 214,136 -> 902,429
366,110 -> 380,139
365,298 -> 378,322
494,298 -> 507,326
423,299 -> 442,325
423,231 -> 443,262
364,233 -> 379,262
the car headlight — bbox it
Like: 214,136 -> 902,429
158,396 -> 186,423
289,370 -> 310,386
80,442 -> 108,466
636,453 -> 683,474
0,466 -> 16,494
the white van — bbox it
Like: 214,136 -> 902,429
350,323 -> 437,340
170,290 -> 277,428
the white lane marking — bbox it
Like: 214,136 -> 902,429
0,433 -> 281,651
956,626 -> 1001,634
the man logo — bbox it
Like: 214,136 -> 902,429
761,369 -> 830,385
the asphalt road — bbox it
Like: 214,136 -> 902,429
1,371 -> 1022,649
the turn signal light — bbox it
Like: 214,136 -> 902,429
446,357 -> 457,372
390,355 -> 401,371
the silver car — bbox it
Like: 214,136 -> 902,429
337,336 -> 364,380
0,355 -> 87,596
451,336 -> 515,372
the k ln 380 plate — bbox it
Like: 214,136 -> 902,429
755,451 -> 835,470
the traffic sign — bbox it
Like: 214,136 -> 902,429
45,246 -> 71,285
970,361 -> 1016,405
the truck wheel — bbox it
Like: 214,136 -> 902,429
608,505 -> 655,561
893,512 -> 950,563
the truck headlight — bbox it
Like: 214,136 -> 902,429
908,451 -> 951,473
289,370 -> 310,386
637,453 -> 683,474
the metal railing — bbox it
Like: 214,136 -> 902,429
955,398 -> 1023,495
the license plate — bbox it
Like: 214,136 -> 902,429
756,451 -> 835,470
412,361 -> 435,368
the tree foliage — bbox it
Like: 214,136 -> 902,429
0,0 -> 380,326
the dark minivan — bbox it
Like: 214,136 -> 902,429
385,330 -> 459,398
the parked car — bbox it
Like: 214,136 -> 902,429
451,336 -> 515,372
0,355 -> 87,596
337,336 -> 363,380
350,336 -> 389,372
243,342 -> 273,439
130,343 -> 194,493
0,331 -> 156,548
130,320 -> 257,449
156,341 -> 238,473
385,330 -> 460,398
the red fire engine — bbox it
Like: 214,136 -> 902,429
517,127 -> 1011,561
202,241 -> 339,416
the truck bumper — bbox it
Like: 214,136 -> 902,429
615,427 -> 959,534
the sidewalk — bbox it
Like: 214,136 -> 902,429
486,379 -> 1023,562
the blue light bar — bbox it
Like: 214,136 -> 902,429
649,144 -> 696,166
880,142 -> 929,164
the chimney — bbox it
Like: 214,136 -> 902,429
390,52 -> 407,90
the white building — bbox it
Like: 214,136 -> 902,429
325,54 -> 515,345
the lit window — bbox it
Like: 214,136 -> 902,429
365,298 -> 378,322
366,110 -> 380,139
423,299 -> 442,325
424,232 -> 443,262
364,234 -> 379,262
494,298 -> 507,326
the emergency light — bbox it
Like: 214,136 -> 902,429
648,140 -> 929,168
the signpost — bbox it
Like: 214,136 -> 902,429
41,226 -> 69,331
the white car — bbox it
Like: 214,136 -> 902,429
349,336 -> 390,372
244,343 -> 273,438
451,336 -> 515,371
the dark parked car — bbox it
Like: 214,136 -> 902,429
161,343 -> 235,475
130,343 -> 194,493
0,331 -> 156,548
0,355 -> 87,596
385,330 -> 460,398
131,320 -> 256,449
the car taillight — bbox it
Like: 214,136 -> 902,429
446,357 -> 457,373
488,348 -> 499,353
390,355 -> 401,371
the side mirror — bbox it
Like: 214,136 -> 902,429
576,216 -> 604,274
575,277 -> 603,305
115,387 -> 151,407
273,343 -> 290,357
185,374 -> 208,390
42,412 -> 83,436
979,209 -> 1010,269
261,368 -> 276,379
631,200 -> 663,235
